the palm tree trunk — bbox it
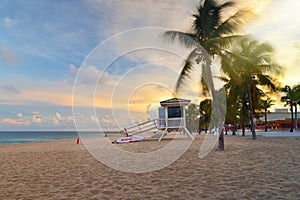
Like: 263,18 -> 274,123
290,103 -> 294,132
241,100 -> 246,136
232,120 -> 236,135
202,59 -> 224,151
295,103 -> 298,130
248,83 -> 257,140
198,115 -> 202,134
242,121 -> 245,136
264,108 -> 268,132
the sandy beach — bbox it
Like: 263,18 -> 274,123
1,134 -> 300,199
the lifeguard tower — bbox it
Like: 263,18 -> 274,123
157,98 -> 195,141
119,98 -> 195,142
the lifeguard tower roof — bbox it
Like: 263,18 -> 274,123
160,98 -> 191,106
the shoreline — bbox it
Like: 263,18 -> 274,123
0,131 -> 120,145
1,130 -> 300,146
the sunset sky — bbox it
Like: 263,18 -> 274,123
1,0 -> 300,131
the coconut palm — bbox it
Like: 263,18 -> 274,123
281,85 -> 300,132
260,97 -> 275,132
221,76 -> 241,135
164,0 -> 246,150
225,94 -> 239,135
199,99 -> 212,132
186,103 -> 200,131
220,36 -> 281,139
240,96 -> 249,136
295,85 -> 300,130
296,88 -> 300,130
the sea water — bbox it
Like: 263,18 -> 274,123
0,131 -> 119,145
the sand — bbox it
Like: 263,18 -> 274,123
1,134 -> 300,199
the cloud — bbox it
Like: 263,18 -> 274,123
98,115 -> 114,124
67,64 -> 114,86
69,64 -> 77,75
1,118 -> 22,125
1,116 -> 30,126
2,17 -> 16,26
24,120 -> 31,125
0,45 -> 18,63
11,85 -> 73,107
52,116 -> 60,125
55,112 -> 64,121
81,0 -> 279,98
244,0 -> 300,85
3,85 -> 21,94
97,0 -> 196,34
246,0 -> 300,41
32,114 -> 43,123
76,64 -> 101,84
0,99 -> 24,105
91,115 -> 99,123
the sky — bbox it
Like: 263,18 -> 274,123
0,0 -> 300,131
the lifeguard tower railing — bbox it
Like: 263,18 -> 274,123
121,117 -> 194,141
120,119 -> 158,136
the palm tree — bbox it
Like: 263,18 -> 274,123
295,85 -> 300,130
240,96 -> 249,136
296,89 -> 300,130
225,96 -> 238,135
220,36 -> 281,139
281,85 -> 300,132
186,103 -> 200,131
199,99 -> 212,133
297,98 -> 300,130
260,97 -> 275,132
221,76 -> 241,135
164,0 -> 246,150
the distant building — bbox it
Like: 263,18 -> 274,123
266,108 -> 300,121
259,108 -> 300,129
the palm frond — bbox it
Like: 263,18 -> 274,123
256,74 -> 276,92
163,31 -> 198,48
217,76 -> 230,83
212,10 -> 248,38
200,77 -> 209,96
222,49 -> 254,67
206,35 -> 245,53
257,63 -> 284,75
281,85 -> 291,93
175,48 -> 198,92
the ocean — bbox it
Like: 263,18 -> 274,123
2,131 -> 299,145
0,131 -> 120,145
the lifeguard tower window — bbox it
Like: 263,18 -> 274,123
158,107 -> 166,127
159,107 -> 165,118
168,106 -> 182,118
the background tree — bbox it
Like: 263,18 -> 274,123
164,0 -> 246,150
281,85 -> 300,132
220,36 -> 281,139
260,97 -> 275,132
294,86 -> 300,130
186,103 -> 200,132
199,99 -> 212,133
221,76 -> 240,135
297,93 -> 300,130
